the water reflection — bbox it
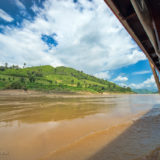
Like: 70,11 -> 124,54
1,94 -> 159,123
0,96 -> 119,123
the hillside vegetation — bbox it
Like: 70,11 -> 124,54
0,65 -> 132,93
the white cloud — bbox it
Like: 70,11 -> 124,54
0,9 -> 14,22
129,75 -> 156,89
118,83 -> 128,87
114,75 -> 128,82
15,0 -> 26,9
0,0 -> 146,74
15,0 -> 28,17
117,75 -> 157,90
132,70 -> 151,75
94,71 -> 110,79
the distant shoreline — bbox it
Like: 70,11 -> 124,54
0,89 -> 135,97
0,89 -> 157,98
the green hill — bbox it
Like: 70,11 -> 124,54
0,65 -> 132,93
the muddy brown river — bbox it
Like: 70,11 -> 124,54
0,92 -> 160,160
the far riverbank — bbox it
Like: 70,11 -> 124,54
0,89 -> 136,98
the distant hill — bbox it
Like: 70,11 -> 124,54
132,89 -> 157,94
0,65 -> 133,93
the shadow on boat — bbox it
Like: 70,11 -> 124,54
88,104 -> 160,160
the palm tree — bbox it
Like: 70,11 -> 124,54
23,63 -> 26,68
5,63 -> 8,69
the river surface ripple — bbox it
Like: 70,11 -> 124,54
0,94 -> 160,160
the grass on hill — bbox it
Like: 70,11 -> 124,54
0,65 -> 133,93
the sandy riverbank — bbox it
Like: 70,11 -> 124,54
0,89 -> 135,98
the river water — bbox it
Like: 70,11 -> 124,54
0,93 -> 160,160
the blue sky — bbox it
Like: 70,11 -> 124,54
0,0 -> 157,91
